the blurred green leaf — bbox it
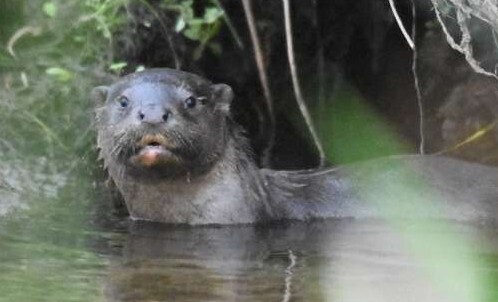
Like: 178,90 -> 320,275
175,16 -> 186,32
109,62 -> 127,72
45,67 -> 73,82
204,7 -> 223,24
188,18 -> 206,26
73,35 -> 85,43
42,2 -> 57,18
183,23 -> 202,41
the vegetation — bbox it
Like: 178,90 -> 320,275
0,0 -> 119,162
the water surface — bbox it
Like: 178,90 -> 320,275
2,165 -> 498,302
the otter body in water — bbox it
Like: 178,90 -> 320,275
93,69 -> 498,224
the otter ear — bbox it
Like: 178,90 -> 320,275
91,86 -> 109,106
211,83 -> 233,113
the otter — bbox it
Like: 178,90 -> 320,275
93,68 -> 498,224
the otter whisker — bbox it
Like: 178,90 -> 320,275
109,132 -> 127,155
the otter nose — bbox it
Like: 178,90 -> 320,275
138,106 -> 171,124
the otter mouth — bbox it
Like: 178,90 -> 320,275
137,134 -> 170,149
130,134 -> 178,167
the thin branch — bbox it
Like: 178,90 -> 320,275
282,0 -> 326,167
430,0 -> 498,80
311,0 -> 326,131
241,0 -> 276,167
7,26 -> 42,58
435,121 -> 497,155
411,0 -> 425,154
212,0 -> 244,49
388,0 -> 415,49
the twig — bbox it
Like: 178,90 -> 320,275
283,0 -> 326,167
212,0 -> 244,49
435,121 -> 497,155
311,0 -> 326,132
241,0 -> 276,167
388,0 -> 414,49
7,26 -> 42,58
430,0 -> 498,80
411,0 -> 425,154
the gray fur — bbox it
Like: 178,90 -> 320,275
94,69 -> 498,225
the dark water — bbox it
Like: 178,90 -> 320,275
2,165 -> 498,302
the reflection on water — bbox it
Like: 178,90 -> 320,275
0,158 -> 67,216
107,220 -> 498,302
0,161 -> 111,302
2,166 -> 498,302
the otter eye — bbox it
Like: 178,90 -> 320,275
117,96 -> 129,108
198,96 -> 208,105
184,96 -> 197,109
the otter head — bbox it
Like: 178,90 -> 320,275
92,69 -> 234,180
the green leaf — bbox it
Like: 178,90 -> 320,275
205,22 -> 221,41
181,4 -> 194,20
45,67 -> 73,82
183,24 -> 203,41
188,18 -> 206,26
109,62 -> 127,71
73,36 -> 84,43
180,0 -> 194,11
175,17 -> 186,32
204,7 -> 223,24
42,2 -> 57,18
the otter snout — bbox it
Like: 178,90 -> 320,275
137,106 -> 171,125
